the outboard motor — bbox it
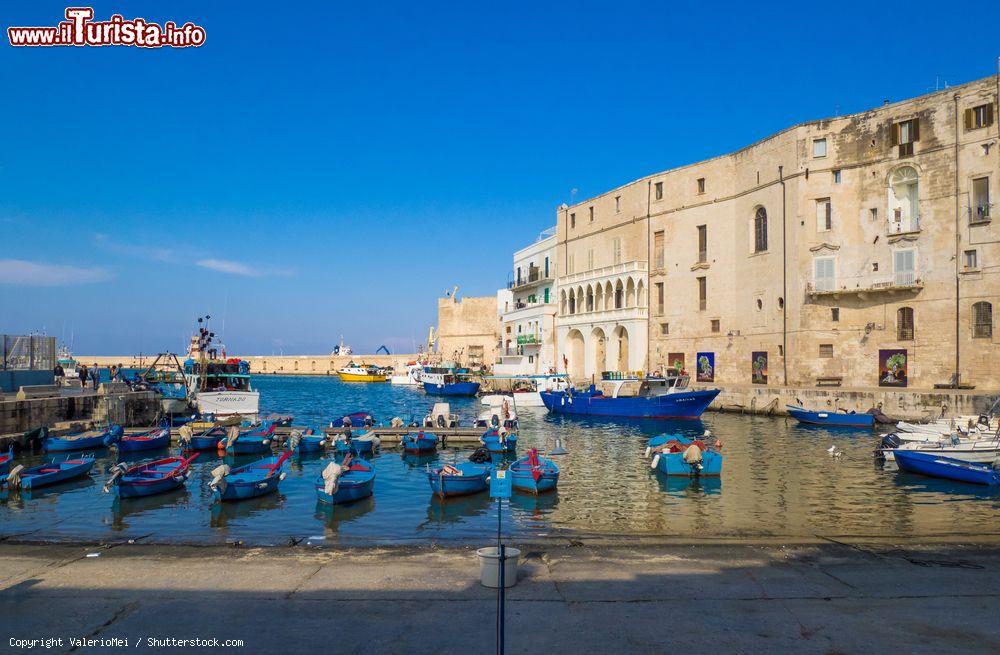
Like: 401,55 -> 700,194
436,414 -> 446,428
469,446 -> 491,464
879,433 -> 902,450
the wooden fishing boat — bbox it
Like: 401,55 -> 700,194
209,451 -> 292,502
878,433 -> 1000,463
340,432 -> 380,455
475,397 -> 518,430
110,427 -> 171,453
646,434 -> 723,477
43,425 -> 121,452
330,411 -> 374,428
218,422 -> 276,455
315,457 -> 375,505
421,367 -> 480,396
893,450 -> 1000,486
289,428 -> 328,453
402,431 -> 438,453
427,461 -> 491,497
104,453 -> 200,498
509,449 -> 559,494
4,453 -> 95,491
480,428 -> 517,454
786,405 -> 874,428
180,426 -> 228,450
337,364 -> 387,383
541,375 -> 719,420
0,447 -> 13,476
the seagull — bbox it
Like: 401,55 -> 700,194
827,445 -> 841,458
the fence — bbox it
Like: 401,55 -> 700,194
1,335 -> 56,371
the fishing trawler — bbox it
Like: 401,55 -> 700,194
337,362 -> 388,382
540,372 -> 719,419
182,317 -> 259,417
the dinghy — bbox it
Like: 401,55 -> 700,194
402,430 -> 438,453
878,433 -> 1000,463
646,433 -> 723,477
179,425 -> 228,450
475,397 -> 518,430
330,411 -> 374,428
427,461 -> 491,497
346,432 -> 380,455
786,405 -> 874,428
509,449 -> 559,494
108,427 -> 171,453
104,453 -> 200,498
209,451 -> 292,502
480,428 -> 517,454
0,447 -> 12,476
423,403 -> 459,428
3,453 -> 95,491
218,422 -> 276,455
315,456 -> 375,505
44,425 -> 121,452
289,428 -> 328,453
893,450 -> 1000,486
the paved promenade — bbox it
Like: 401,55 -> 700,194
1,539 -> 999,653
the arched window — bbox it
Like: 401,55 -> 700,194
614,280 -> 624,309
972,302 -> 993,339
754,207 -> 768,253
568,289 -> 576,315
888,166 -> 920,233
586,286 -> 594,312
897,307 -> 914,340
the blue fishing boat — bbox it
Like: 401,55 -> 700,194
480,428 -> 517,454
427,461 -> 491,497
0,447 -> 12,476
336,433 -> 379,455
509,449 -> 559,494
44,425 -> 121,452
786,405 -> 874,428
330,411 -> 374,428
4,453 -> 95,491
421,367 -> 480,396
646,434 -> 723,477
289,428 -> 328,453
181,426 -> 228,450
105,453 -> 200,498
893,450 -> 1000,486
219,422 -> 276,455
402,431 -> 438,453
541,375 -> 719,420
109,427 -> 171,453
210,451 -> 292,502
315,457 -> 376,505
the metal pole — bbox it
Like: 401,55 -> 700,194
497,496 -> 505,655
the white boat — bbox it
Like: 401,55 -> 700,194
390,362 -> 423,386
182,318 -> 259,418
881,435 -> 1000,463
423,403 -> 459,428
475,396 -> 518,430
479,375 -> 569,408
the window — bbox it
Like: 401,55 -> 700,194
653,231 -> 665,269
895,307 -> 915,341
833,170 -> 842,184
654,182 -> 663,200
891,119 -> 919,156
697,276 -> 707,311
888,166 -> 920,233
965,104 -> 995,131
655,282 -> 664,316
660,323 -> 669,335
813,138 -> 827,158
964,249 -> 979,270
568,292 -> 576,314
586,287 -> 594,312
697,225 -> 707,262
755,298 -> 763,311
972,176 -> 990,222
710,319 -> 720,333
612,237 -> 622,265
587,249 -> 594,271
567,254 -> 575,275
816,198 -> 832,231
570,213 -> 576,229
697,178 -> 706,194
813,256 -> 835,292
972,302 -> 993,339
614,284 -> 623,309
544,257 -> 549,278
831,307 -> 840,322
893,249 -> 916,286
753,207 -> 768,253
870,207 -> 878,222
615,196 -> 621,213
819,344 -> 834,358
589,206 -> 594,222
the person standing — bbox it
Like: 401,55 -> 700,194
90,363 -> 100,390
53,362 -> 65,386
76,363 -> 87,388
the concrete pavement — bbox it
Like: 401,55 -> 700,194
1,539 -> 999,653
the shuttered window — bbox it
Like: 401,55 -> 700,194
897,307 -> 914,341
816,198 -> 832,231
814,257 -> 835,292
754,207 -> 768,253
965,104 -> 995,131
973,302 -> 993,339
819,344 -> 834,358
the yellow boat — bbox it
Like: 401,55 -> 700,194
337,364 -> 387,383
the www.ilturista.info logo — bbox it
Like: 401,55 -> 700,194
8,7 -> 206,48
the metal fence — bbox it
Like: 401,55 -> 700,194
1,335 -> 56,371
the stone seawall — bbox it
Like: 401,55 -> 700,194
0,388 -> 160,438
78,354 -> 429,376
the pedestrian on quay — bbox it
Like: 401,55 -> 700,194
53,362 -> 65,386
77,363 -> 87,388
90,363 -> 100,390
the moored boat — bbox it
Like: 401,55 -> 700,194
541,375 -> 719,420
218,422 -> 277,455
878,433 -> 1000,463
104,453 -> 200,498
423,403 -> 459,428
786,405 -> 875,428
646,433 -> 723,477
337,363 -> 387,383
315,457 -> 376,505
475,396 -> 518,430
108,427 -> 171,453
509,449 -> 559,494
479,375 -> 569,408
480,428 -> 517,454
3,453 -> 96,491
421,366 -> 480,396
289,428 -> 328,453
44,425 -> 121,452
331,411 -> 375,428
0,447 -> 12,476
389,362 -> 424,385
893,450 -> 1000,486
179,425 -> 228,450
209,451 -> 292,501
402,430 -> 438,453
427,461 -> 491,497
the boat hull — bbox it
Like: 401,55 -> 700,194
654,450 -> 723,477
186,435 -> 224,450
116,429 -> 171,452
402,433 -> 437,453
44,428 -> 117,452
19,456 -> 95,491
481,430 -> 517,454
883,444 -> 1000,463
118,475 -> 187,498
194,390 -> 260,417
337,372 -> 386,383
215,475 -> 281,501
541,389 -> 720,419
787,406 -> 874,428
424,381 -> 480,396
223,437 -> 272,455
481,392 -> 545,407
315,464 -> 375,505
427,464 -> 491,497
893,450 -> 1000,485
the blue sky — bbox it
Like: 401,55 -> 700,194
2,1 -> 998,355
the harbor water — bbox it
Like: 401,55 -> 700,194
2,375 -> 997,546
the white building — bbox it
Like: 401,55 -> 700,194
495,227 -> 558,375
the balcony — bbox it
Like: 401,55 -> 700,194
508,266 -> 554,291
807,273 -> 923,299
560,260 -> 647,287
559,305 -> 648,327
502,299 -> 556,322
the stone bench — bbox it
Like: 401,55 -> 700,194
16,384 -> 62,400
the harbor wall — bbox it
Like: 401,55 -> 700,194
77,354 -> 428,376
0,388 -> 160,438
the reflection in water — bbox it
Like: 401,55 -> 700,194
210,493 -> 286,528
314,496 -> 376,532
111,489 -> 192,530
423,494 -> 492,527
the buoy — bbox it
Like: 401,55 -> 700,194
650,454 -> 660,470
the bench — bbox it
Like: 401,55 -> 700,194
16,384 -> 61,400
816,377 -> 843,387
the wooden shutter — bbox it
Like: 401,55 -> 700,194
965,108 -> 974,130
889,122 -> 899,146
912,118 -> 920,142
988,104 -> 995,127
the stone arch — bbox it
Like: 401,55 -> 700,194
586,283 -> 595,312
590,327 -> 607,376
613,325 -> 630,372
560,289 -> 568,315
625,278 -> 636,307
614,279 -> 624,309
604,281 -> 614,310
594,283 -> 604,312
565,329 -> 585,380
637,279 -> 646,307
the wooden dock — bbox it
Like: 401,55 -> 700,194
118,425 -> 488,447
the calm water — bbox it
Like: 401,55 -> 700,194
2,375 -> 998,545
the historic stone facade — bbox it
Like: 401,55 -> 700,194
496,229 -> 558,375
435,294 -> 498,367
557,75 -> 999,390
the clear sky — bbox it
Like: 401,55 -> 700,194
2,1 -> 998,355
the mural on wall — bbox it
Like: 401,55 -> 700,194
667,353 -> 685,374
696,352 -> 715,382
879,348 -> 908,387
751,351 -> 768,384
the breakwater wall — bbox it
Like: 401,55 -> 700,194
0,386 -> 160,439
78,354 -> 429,376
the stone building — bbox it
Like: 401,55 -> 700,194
556,74 -> 999,390
435,294 -> 498,367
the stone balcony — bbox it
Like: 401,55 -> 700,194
560,260 -> 647,287
559,305 -> 648,327
807,272 -> 923,299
